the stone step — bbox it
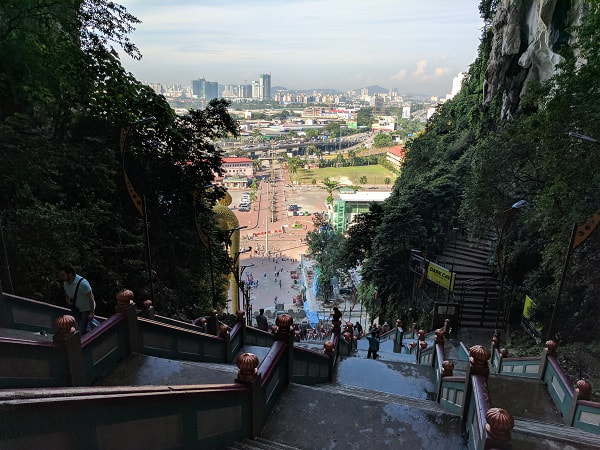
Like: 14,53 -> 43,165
513,417 -> 600,448
306,383 -> 447,414
226,437 -> 301,450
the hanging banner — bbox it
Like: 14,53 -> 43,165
426,261 -> 455,291
521,295 -> 542,341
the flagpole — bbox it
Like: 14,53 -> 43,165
546,223 -> 577,340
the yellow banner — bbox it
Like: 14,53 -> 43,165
426,262 -> 455,291
523,295 -> 535,319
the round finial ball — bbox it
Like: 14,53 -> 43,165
485,407 -> 514,441
576,379 -> 592,400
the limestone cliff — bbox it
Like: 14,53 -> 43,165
483,0 -> 586,118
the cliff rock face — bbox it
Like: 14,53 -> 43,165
483,0 -> 586,118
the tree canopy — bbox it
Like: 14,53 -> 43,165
0,0 -> 239,318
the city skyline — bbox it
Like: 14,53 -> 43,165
117,0 -> 484,96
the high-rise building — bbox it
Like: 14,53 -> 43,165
191,78 -> 219,101
258,74 -> 271,101
252,81 -> 260,100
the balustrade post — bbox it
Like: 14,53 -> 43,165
116,289 -> 140,353
567,379 -> 592,426
53,315 -> 85,386
139,299 -> 155,319
463,345 -> 490,421
235,353 -> 261,437
275,314 -> 294,385
485,407 -> 514,449
538,340 -> 557,380
236,309 -> 247,345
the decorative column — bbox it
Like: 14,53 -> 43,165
275,313 -> 294,384
235,352 -> 261,437
139,299 -> 154,319
115,289 -> 134,312
485,407 -> 514,448
538,340 -> 557,380
576,379 -> 592,401
116,289 -> 140,353
434,328 -> 444,345
442,360 -> 454,377
567,379 -> 592,426
235,352 -> 259,384
53,315 -> 85,386
469,345 -> 490,379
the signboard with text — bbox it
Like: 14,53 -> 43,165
426,261 -> 456,292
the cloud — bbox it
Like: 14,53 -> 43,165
391,69 -> 407,82
412,60 -> 428,77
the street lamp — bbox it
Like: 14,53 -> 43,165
495,200 -> 527,331
239,263 -> 255,325
120,116 -> 156,301
568,131 -> 598,143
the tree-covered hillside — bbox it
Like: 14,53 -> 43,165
0,1 -> 238,317
361,1 -> 600,343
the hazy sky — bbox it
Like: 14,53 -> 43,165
117,0 -> 484,96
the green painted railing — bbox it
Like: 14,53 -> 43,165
138,317 -> 225,363
246,326 -> 276,347
497,356 -> 540,378
81,313 -> 131,384
439,376 -> 467,416
292,346 -> 330,385
544,355 -> 574,419
573,400 -> 600,435
0,292 -> 70,333
0,337 -> 68,388
465,375 -> 490,450
0,384 -> 252,449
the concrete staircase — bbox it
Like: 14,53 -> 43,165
435,235 -> 503,328
225,437 -> 300,450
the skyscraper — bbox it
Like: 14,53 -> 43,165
191,78 -> 219,101
258,74 -> 271,101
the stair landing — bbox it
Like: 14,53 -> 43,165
260,383 -> 467,449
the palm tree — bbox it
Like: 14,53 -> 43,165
347,149 -> 357,166
321,177 -> 341,205
252,128 -> 264,144
384,177 -> 391,187
287,157 -> 301,184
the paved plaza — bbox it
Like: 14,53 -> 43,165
227,166 -> 326,325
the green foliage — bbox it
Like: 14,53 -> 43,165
373,133 -> 393,148
304,128 -> 320,140
355,2 -> 600,342
0,0 -> 239,318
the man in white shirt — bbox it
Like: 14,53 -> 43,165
59,264 -> 95,334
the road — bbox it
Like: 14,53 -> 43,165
226,163 -> 328,320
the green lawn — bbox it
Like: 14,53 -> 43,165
295,164 -> 397,186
